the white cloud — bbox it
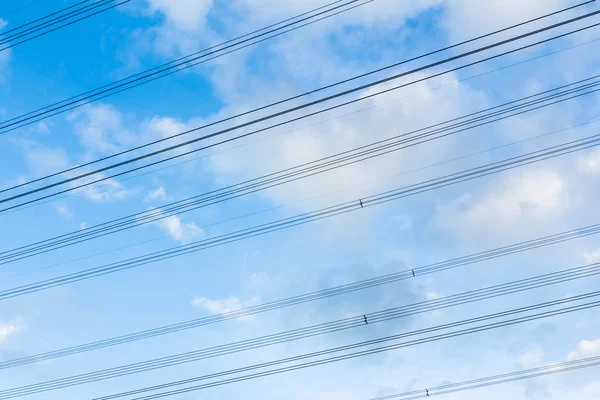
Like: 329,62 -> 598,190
145,187 -> 168,201
425,290 -> 442,300
67,104 -> 137,155
518,346 -> 544,368
55,204 -> 73,220
190,295 -> 260,320
0,320 -> 19,345
577,148 -> 600,174
146,0 -> 212,31
250,272 -> 269,285
80,222 -> 88,230
584,250 -> 600,264
567,338 -> 600,361
152,213 -> 204,244
75,175 -> 136,203
434,170 -> 567,242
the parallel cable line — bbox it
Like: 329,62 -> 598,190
0,0 -> 129,52
1,263 -> 599,398
0,0 -> 91,35
2,77 -> 598,264
11,33 -> 600,217
1,133 -> 599,301
0,1 -> 590,136
371,356 -> 600,399
0,0 -> 53,19
0,0 -> 111,43
1,222 -> 599,370
93,295 -> 600,400
3,8 -> 599,203
0,0 -> 373,133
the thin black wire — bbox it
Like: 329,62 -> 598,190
2,221 -> 598,370
0,0 -> 112,44
0,0 -> 372,133
0,0 -> 53,19
4,22 -> 600,216
2,6 -> 597,199
8,33 -> 600,218
2,265 -> 599,398
0,133 -> 598,302
0,0 -> 129,52
94,296 -> 600,400
2,78 -> 597,264
0,0 -> 90,35
0,0 -> 589,139
372,357 -> 600,399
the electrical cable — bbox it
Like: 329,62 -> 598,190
0,132 -> 599,301
0,0 -> 53,19
93,294 -> 600,400
2,6 -> 598,201
2,221 -> 597,369
2,76 -> 598,263
0,0 -> 130,52
371,356 -> 600,399
0,0 -> 374,132
1,263 -> 598,398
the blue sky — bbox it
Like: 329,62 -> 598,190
1,0 -> 600,399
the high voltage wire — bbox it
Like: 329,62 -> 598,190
372,356 -> 600,399
0,0 -> 375,133
0,0 -> 52,19
2,7 -> 598,204
0,0 -> 91,34
94,294 -> 600,400
4,23 -> 600,216
0,0 -> 130,52
1,133 -> 599,301
2,77 -> 598,264
1,223 -> 598,370
1,263 -> 599,398
0,0 -> 589,136
10,33 -> 600,218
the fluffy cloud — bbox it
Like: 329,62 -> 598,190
67,104 -> 137,155
54,203 -> 73,220
0,320 -> 19,345
434,169 -> 567,242
190,295 -> 260,319
152,213 -> 204,244
567,338 -> 600,361
145,186 -> 168,201
518,346 -> 544,368
583,250 -> 600,264
577,148 -> 600,174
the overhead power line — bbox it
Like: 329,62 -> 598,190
0,0 -> 130,52
2,76 -> 598,263
93,293 -> 600,400
2,7 -> 599,205
1,132 -> 599,301
0,0 -> 53,19
371,356 -> 600,400
0,0 -> 590,135
2,263 -> 599,398
1,222 -> 598,370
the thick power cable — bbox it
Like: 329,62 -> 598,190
1,263 -> 599,398
2,6 -> 598,200
0,133 -> 599,301
2,77 -> 597,263
0,1 -> 590,136
93,294 -> 600,400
